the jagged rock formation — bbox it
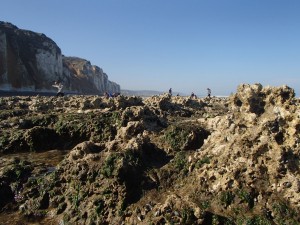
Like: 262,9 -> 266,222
0,21 -> 120,94
0,84 -> 299,224
188,84 -> 300,223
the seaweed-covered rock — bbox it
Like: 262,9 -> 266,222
0,84 -> 299,225
189,84 -> 300,223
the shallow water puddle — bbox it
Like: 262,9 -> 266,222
0,149 -> 69,167
0,149 -> 69,224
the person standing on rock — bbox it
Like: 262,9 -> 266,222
52,81 -> 64,97
207,88 -> 211,98
169,88 -> 172,96
191,92 -> 198,99
104,92 -> 109,99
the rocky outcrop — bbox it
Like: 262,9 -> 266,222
189,84 -> 300,224
0,21 -> 120,94
0,84 -> 299,224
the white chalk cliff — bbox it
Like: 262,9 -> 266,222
0,21 -> 120,94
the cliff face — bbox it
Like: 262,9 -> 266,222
0,22 -> 62,91
0,21 -> 120,94
63,57 -> 120,94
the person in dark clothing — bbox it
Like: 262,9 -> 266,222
104,92 -> 109,98
207,88 -> 211,98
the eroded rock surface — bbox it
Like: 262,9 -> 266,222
0,84 -> 299,224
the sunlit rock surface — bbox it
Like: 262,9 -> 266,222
0,85 -> 299,224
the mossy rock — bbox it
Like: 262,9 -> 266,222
164,124 -> 210,151
24,126 -> 60,151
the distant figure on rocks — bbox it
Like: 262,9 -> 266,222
113,92 -> 121,97
104,92 -> 118,98
104,92 -> 110,99
190,92 -> 196,99
169,88 -> 172,96
207,88 -> 211,98
52,81 -> 64,97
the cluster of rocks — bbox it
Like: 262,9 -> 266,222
0,84 -> 299,224
187,84 -> 300,224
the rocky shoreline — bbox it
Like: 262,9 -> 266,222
0,84 -> 299,224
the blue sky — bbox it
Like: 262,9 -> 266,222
2,0 -> 300,96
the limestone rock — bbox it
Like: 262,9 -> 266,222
1,84 -> 300,224
192,84 -> 300,222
